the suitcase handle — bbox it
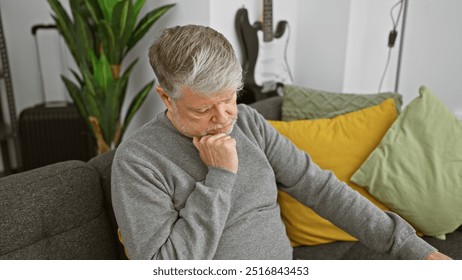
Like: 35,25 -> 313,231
31,24 -> 57,36
31,23 -> 61,103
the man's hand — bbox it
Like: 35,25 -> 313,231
193,133 -> 238,174
425,251 -> 452,260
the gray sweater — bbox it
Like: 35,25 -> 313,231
111,104 -> 436,260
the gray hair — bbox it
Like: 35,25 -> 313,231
148,25 -> 243,100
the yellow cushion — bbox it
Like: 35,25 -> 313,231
269,98 -> 397,246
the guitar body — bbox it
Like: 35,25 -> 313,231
235,8 -> 262,104
254,21 -> 292,88
235,6 -> 292,104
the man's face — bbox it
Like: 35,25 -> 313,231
163,87 -> 238,138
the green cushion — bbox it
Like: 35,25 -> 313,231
282,85 -> 403,121
351,85 -> 462,239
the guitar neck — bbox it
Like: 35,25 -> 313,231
262,0 -> 273,42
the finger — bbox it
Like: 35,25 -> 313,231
208,132 -> 228,140
192,136 -> 201,149
200,133 -> 227,143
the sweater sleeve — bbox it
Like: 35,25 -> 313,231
249,107 -> 437,260
111,154 -> 236,260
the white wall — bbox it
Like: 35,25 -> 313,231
294,0 -> 351,91
344,0 -> 462,115
344,0 -> 404,93
1,0 -> 462,173
399,0 -> 462,112
292,0 -> 403,93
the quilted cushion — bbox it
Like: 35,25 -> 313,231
282,85 -> 403,121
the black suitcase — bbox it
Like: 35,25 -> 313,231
18,24 -> 96,171
19,102 -> 96,171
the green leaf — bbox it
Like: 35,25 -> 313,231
83,87 -> 100,120
97,0 -> 120,21
71,0 -> 94,33
84,0 -> 101,23
102,65 -> 114,92
81,63 -> 97,97
133,0 -> 146,19
62,75 -> 92,131
111,0 -> 134,63
104,82 -> 123,142
62,75 -> 85,113
93,53 -> 113,91
70,0 -> 84,22
48,0 -> 78,61
126,4 -> 175,53
98,60 -> 137,139
117,59 -> 138,106
112,0 -> 130,39
110,80 -> 123,123
70,69 -> 84,87
120,80 -> 154,140
74,12 -> 94,67
98,20 -> 115,61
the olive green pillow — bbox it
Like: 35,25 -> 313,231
282,85 -> 403,121
351,86 -> 462,239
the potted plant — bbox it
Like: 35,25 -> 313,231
47,0 -> 175,154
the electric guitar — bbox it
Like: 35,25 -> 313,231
236,0 -> 293,103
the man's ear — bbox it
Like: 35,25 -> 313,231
156,86 -> 174,111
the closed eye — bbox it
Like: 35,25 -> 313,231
195,108 -> 210,115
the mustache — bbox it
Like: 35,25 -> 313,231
204,118 -> 237,135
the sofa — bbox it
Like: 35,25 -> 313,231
1,95 -> 461,260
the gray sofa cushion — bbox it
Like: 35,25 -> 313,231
249,96 -> 282,120
0,161 -> 116,259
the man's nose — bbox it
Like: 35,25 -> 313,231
211,103 -> 228,124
